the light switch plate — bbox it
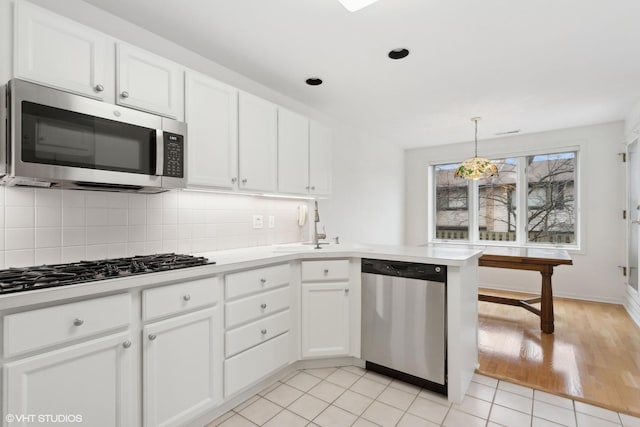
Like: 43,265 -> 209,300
268,216 -> 275,228
252,215 -> 264,229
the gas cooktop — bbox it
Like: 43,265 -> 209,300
0,253 -> 212,294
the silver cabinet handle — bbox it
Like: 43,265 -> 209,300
231,177 -> 237,184
148,334 -> 157,341
122,340 -> 132,349
73,318 -> 84,326
121,91 -> 130,98
94,84 -> 104,92
241,178 -> 247,184
633,220 -> 640,224
345,289 -> 350,295
261,329 -> 267,335
305,186 -> 310,190
260,278 -> 267,284
183,294 -> 191,301
323,269 -> 329,275
311,186 -> 316,190
260,303 -> 267,309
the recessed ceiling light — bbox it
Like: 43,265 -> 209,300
388,48 -> 410,60
338,0 -> 380,12
305,78 -> 323,86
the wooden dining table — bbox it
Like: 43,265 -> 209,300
477,247 -> 573,334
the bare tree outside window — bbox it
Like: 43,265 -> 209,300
435,163 -> 469,240
478,159 -> 517,242
526,152 -> 576,244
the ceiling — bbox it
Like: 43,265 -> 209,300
82,0 -> 640,148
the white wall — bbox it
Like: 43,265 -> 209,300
405,121 -> 626,303
320,126 -> 404,245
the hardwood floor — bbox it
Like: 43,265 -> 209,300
477,288 -> 640,417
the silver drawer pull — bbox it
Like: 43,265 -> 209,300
260,278 -> 267,284
324,269 -> 329,275
345,289 -> 350,295
261,329 -> 267,335
260,303 -> 267,309
183,294 -> 191,301
122,340 -> 132,349
94,84 -> 104,92
120,91 -> 130,98
73,318 -> 84,326
148,334 -> 157,341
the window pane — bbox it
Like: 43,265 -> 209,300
478,158 -> 517,242
435,163 -> 469,240
526,152 -> 576,244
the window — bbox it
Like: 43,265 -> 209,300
478,158 -> 517,242
434,163 -> 469,240
526,152 -> 576,244
431,150 -> 577,247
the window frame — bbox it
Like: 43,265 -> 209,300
429,148 -> 580,250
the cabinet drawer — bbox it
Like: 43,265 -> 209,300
224,332 -> 290,397
302,260 -> 350,282
4,293 -> 131,358
143,277 -> 221,321
225,264 -> 289,299
225,310 -> 290,358
225,286 -> 289,329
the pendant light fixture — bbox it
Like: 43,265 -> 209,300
455,117 -> 498,180
338,0 -> 380,12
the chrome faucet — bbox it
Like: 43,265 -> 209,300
312,200 -> 327,249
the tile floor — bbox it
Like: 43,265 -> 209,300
205,366 -> 640,427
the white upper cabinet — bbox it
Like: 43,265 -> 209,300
117,43 -> 184,119
238,92 -> 278,192
185,71 -> 238,189
14,1 -> 111,100
278,108 -> 310,194
309,121 -> 333,196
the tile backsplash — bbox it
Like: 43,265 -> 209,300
0,187 -> 309,268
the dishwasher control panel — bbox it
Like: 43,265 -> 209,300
361,258 -> 446,282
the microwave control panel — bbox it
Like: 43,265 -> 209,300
163,133 -> 184,178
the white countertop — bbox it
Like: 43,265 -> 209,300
0,243 -> 482,310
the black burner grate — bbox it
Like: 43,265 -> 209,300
0,253 -> 212,294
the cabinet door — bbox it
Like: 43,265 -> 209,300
278,108 -> 310,194
117,43 -> 184,119
238,92 -> 278,192
4,332 -> 135,427
309,121 -> 333,195
144,307 -> 222,427
185,71 -> 238,189
14,1 -> 111,100
301,283 -> 350,358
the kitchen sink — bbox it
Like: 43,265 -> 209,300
272,243 -> 332,252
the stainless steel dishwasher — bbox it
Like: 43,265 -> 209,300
361,258 -> 447,395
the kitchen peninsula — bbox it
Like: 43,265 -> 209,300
0,243 -> 481,427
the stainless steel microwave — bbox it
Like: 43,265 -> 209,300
0,79 -> 187,193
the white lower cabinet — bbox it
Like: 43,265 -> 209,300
142,278 -> 223,427
143,307 -> 222,427
301,260 -> 353,358
4,331 -> 135,427
301,283 -> 350,358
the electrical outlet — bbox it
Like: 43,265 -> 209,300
268,215 -> 275,228
252,215 -> 264,229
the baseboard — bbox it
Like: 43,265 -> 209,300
479,283 -> 625,305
